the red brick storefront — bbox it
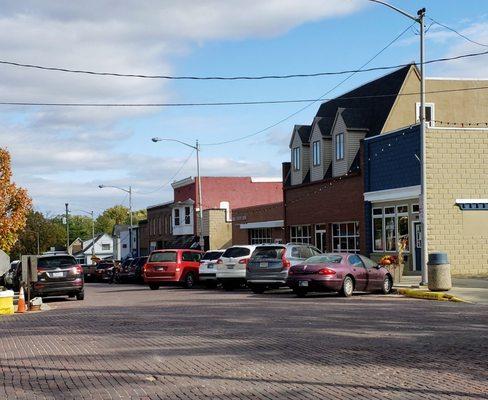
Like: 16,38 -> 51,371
232,202 -> 284,245
284,167 -> 366,254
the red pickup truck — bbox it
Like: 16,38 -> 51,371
143,249 -> 203,290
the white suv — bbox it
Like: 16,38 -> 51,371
198,249 -> 225,288
216,245 -> 257,290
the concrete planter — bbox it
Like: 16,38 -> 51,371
385,264 -> 403,284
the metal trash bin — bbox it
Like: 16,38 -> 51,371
428,252 -> 452,291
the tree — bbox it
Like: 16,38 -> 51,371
10,210 -> 66,258
95,206 -> 147,235
67,215 -> 93,241
0,148 -> 31,253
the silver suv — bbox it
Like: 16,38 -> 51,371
246,243 -> 322,293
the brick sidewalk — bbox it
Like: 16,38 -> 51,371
1,284 -> 487,399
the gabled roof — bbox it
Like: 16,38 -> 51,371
315,64 -> 413,137
289,124 -> 312,147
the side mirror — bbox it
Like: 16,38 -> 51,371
375,265 -> 382,269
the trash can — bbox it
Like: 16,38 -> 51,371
428,252 -> 452,291
0,289 -> 15,315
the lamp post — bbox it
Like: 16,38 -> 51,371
151,138 -> 204,250
98,185 -> 133,258
369,0 -> 428,285
73,209 -> 95,263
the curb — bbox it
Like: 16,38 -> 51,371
395,288 -> 472,303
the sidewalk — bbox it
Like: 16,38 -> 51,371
393,276 -> 488,305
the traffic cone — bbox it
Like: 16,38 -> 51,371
16,286 -> 26,313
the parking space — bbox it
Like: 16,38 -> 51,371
1,283 -> 487,399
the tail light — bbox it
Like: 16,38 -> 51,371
288,269 -> 294,275
216,259 -> 223,264
282,256 -> 291,270
238,258 -> 249,265
142,264 -> 149,273
317,267 -> 336,276
72,265 -> 83,275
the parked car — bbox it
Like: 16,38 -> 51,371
94,261 -> 115,282
32,255 -> 84,300
286,253 -> 393,297
116,258 -> 135,282
246,243 -> 322,294
2,260 -> 21,290
199,249 -> 225,288
216,245 -> 256,290
132,256 -> 148,283
143,249 -> 203,290
82,264 -> 97,282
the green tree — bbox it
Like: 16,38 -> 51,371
67,215 -> 93,240
95,205 -> 130,234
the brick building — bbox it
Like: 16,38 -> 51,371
170,176 -> 283,250
232,202 -> 284,245
144,201 -> 173,253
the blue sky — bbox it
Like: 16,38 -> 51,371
1,0 -> 487,216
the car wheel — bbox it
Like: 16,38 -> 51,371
183,272 -> 196,289
293,288 -> 307,298
149,283 -> 160,290
250,284 -> 266,294
382,275 -> 393,294
340,276 -> 354,297
76,292 -> 85,301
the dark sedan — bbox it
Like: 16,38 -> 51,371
287,253 -> 393,297
94,261 -> 115,282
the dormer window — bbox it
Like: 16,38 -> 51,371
335,133 -> 344,161
312,141 -> 321,166
174,209 -> 180,226
292,147 -> 301,170
416,102 -> 435,127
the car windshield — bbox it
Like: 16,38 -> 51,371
37,256 -> 77,270
202,251 -> 224,261
149,251 -> 177,262
222,247 -> 251,258
304,255 -> 343,264
251,246 -> 285,260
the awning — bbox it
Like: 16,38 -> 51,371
239,220 -> 284,230
455,199 -> 488,210
364,185 -> 420,202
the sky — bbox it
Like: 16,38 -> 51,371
1,0 -> 487,217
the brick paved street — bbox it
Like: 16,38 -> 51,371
1,284 -> 487,400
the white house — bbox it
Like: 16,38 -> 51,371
72,233 -> 114,265
113,224 -> 139,260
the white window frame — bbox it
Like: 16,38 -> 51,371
290,225 -> 311,244
293,147 -> 301,171
371,205 -> 410,253
312,140 -> 321,166
335,133 -> 344,161
332,222 -> 360,253
184,206 -> 191,225
249,228 -> 273,245
416,102 -> 435,127
174,209 -> 180,226
101,243 -> 110,251
372,208 -> 384,252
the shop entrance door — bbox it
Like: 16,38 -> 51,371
413,222 -> 422,271
315,225 -> 327,253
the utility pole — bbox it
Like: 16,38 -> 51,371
91,211 -> 95,260
196,140 -> 204,250
129,186 -> 133,257
368,1 -> 428,285
65,203 -> 70,254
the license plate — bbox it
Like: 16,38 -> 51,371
52,272 -> 64,278
299,281 -> 308,287
207,264 -> 214,269
227,265 -> 234,269
259,262 -> 268,268
155,267 -> 165,271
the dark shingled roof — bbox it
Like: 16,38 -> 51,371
315,64 -> 413,137
340,108 -> 370,131
297,124 -> 312,144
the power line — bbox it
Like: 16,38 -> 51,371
0,48 -> 487,81
1,84 -> 488,108
201,22 -> 413,146
136,149 -> 195,195
429,17 -> 488,48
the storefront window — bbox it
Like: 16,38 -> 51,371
372,205 -> 410,252
332,222 -> 360,253
290,225 -> 311,244
385,216 -> 396,251
373,217 -> 384,251
249,228 -> 273,245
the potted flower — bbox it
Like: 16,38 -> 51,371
379,254 -> 401,284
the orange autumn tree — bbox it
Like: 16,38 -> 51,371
0,148 -> 31,253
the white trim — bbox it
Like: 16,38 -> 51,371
250,177 -> 282,183
364,185 -> 421,202
456,199 -> 488,204
416,102 -> 435,127
239,220 -> 284,230
171,177 -> 194,189
363,124 -> 420,141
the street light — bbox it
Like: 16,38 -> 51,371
151,137 -> 204,249
368,0 -> 428,284
72,209 -> 95,263
98,184 -> 133,258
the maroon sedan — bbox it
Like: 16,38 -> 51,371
286,253 -> 393,297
